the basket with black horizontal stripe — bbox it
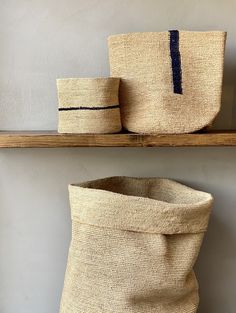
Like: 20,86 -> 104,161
108,31 -> 226,134
57,78 -> 122,133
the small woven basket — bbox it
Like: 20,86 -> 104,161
60,176 -> 213,313
108,31 -> 226,134
57,78 -> 122,133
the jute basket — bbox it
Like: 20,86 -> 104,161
57,78 -> 122,133
60,176 -> 213,313
108,31 -> 226,134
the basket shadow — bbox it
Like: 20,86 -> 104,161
195,213 -> 236,313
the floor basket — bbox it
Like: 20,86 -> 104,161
60,176 -> 213,313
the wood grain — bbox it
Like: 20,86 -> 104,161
0,131 -> 236,148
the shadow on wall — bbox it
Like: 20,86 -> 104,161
213,58 -> 236,130
196,213 -> 236,313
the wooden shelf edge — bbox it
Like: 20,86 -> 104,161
0,131 -> 236,148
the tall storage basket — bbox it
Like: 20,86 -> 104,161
60,176 -> 213,313
108,31 -> 226,134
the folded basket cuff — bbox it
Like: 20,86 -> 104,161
69,177 -> 213,234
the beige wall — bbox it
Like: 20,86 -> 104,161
0,1 -> 236,312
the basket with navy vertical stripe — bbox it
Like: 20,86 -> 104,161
57,78 -> 122,133
108,31 -> 226,134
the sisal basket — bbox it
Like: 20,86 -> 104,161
60,176 -> 213,313
57,78 -> 122,133
108,31 -> 226,134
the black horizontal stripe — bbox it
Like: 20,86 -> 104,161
59,104 -> 119,111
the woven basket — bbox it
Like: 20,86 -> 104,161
60,176 -> 213,313
57,78 -> 122,133
108,31 -> 226,134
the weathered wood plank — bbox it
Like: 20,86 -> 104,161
0,131 -> 236,148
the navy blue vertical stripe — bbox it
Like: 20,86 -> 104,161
169,30 -> 183,94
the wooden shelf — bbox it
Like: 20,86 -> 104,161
0,131 -> 235,148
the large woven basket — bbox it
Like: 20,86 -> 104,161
60,176 -> 213,313
57,78 -> 122,133
108,31 -> 226,134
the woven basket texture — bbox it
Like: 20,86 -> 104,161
57,78 -> 122,133
60,176 -> 213,313
108,31 -> 226,134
